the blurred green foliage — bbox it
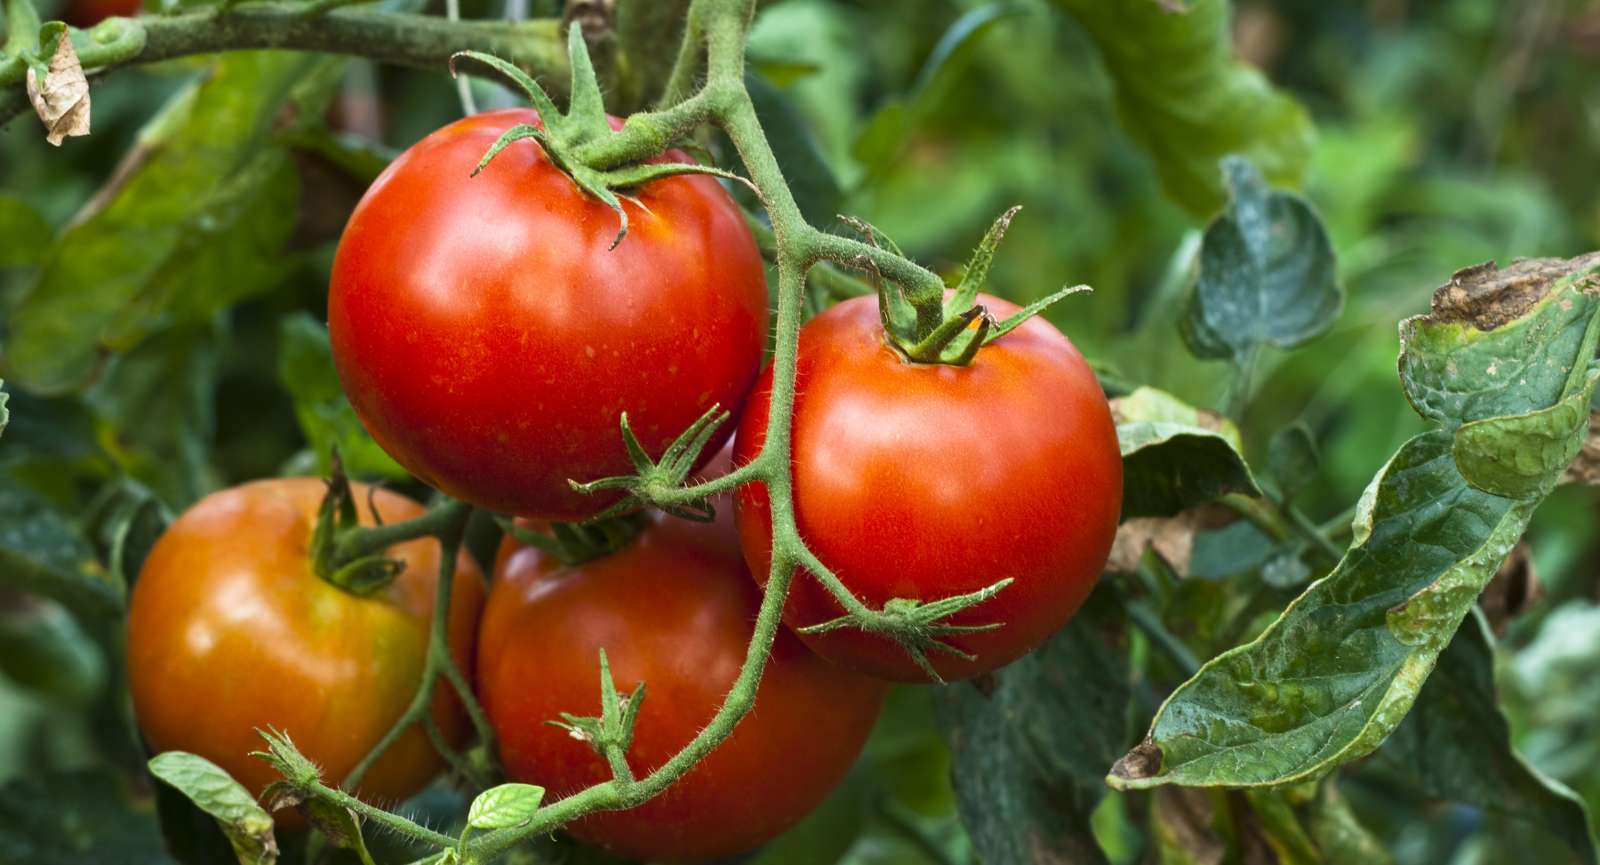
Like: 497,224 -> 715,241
2,0 -> 1600,863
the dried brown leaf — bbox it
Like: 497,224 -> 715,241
25,36 -> 91,146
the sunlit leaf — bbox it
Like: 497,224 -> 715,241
277,314 -> 405,480
3,53 -> 338,395
149,752 -> 277,865
1114,385 -> 1261,517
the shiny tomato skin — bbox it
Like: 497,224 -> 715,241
126,478 -> 484,805
328,108 -> 769,521
734,293 -> 1122,682
63,0 -> 140,27
477,510 -> 887,863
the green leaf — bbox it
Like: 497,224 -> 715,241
149,752 -> 277,865
1378,609 -> 1597,863
1113,386 -> 1261,518
467,783 -> 545,830
1267,422 -> 1320,503
2,53 -> 335,395
1053,0 -> 1315,217
1108,256 -> 1600,790
933,587 -> 1129,865
277,314 -> 405,480
86,324 -> 221,507
0,475 -> 121,621
1180,158 -> 1342,362
0,595 -> 105,706
0,770 -> 168,865
0,195 -> 51,268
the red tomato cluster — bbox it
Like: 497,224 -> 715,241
127,110 -> 1121,862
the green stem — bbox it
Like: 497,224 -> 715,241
331,500 -> 470,568
0,6 -> 567,91
1282,497 -> 1346,562
879,799 -> 962,865
1220,493 -> 1343,567
341,505 -> 487,791
308,776 -> 458,848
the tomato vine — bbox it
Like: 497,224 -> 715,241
192,0 -> 1027,856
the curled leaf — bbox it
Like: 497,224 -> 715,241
26,34 -> 91,146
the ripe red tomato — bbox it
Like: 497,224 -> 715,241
62,0 -> 140,27
477,509 -> 887,863
328,108 -> 769,521
734,293 -> 1122,682
126,478 -> 484,805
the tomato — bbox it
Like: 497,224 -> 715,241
328,108 -> 769,521
477,508 -> 887,863
62,0 -> 140,27
733,293 -> 1122,682
126,478 -> 484,806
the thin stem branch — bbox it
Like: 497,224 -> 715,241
342,505 -> 483,791
308,777 -> 458,849
332,500 -> 471,567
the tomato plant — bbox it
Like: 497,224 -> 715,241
478,508 -> 887,862
125,478 -> 484,805
734,292 -> 1122,682
5,1 -> 1600,864
328,108 -> 768,521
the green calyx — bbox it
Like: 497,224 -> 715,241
569,405 -> 730,522
451,26 -> 748,249
548,649 -> 644,778
496,514 -> 645,568
799,577 -> 1014,683
869,206 -> 1090,365
309,456 -> 405,596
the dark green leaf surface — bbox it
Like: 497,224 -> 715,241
1109,256 -> 1600,790
148,752 -> 277,865
1181,158 -> 1341,362
0,770 -> 169,865
1053,0 -> 1315,216
3,53 -> 333,395
934,588 -> 1129,865
0,196 -> 51,268
1380,610 -> 1597,862
0,475 -> 121,621
1114,385 -> 1261,517
1267,423 -> 1319,503
277,314 -> 405,480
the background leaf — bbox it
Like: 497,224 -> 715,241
1377,609 -> 1597,862
1,54 -> 338,395
276,314 -> 405,480
934,587 -> 1130,865
1180,158 -> 1342,362
1053,0 -> 1315,216
0,769 -> 168,865
0,196 -> 51,268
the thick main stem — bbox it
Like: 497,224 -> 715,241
0,6 -> 567,91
